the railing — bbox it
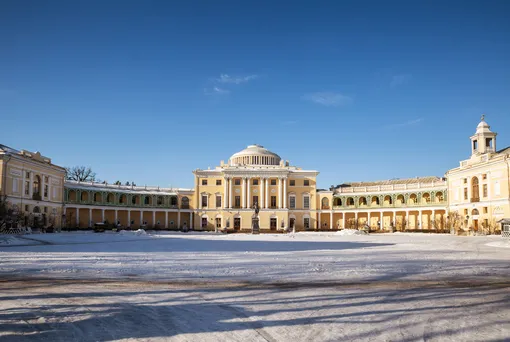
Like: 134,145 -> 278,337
331,201 -> 446,210
321,206 -> 330,210
335,181 -> 447,194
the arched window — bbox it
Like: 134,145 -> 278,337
321,197 -> 330,209
81,191 -> 88,202
170,196 -> 178,206
409,194 -> 417,204
132,195 -> 138,205
422,193 -> 431,203
396,195 -> 405,205
144,196 -> 150,205
33,175 -> 41,195
157,196 -> 163,205
371,196 -> 380,205
181,196 -> 189,209
347,197 -> 354,206
359,197 -> 367,206
435,192 -> 444,203
384,195 -> 393,205
107,193 -> 114,203
334,197 -> 342,206
69,190 -> 77,201
471,177 -> 480,201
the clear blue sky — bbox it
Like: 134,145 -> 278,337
1,1 -> 509,189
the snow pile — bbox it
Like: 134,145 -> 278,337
336,229 -> 367,236
486,239 -> 510,249
119,229 -> 147,236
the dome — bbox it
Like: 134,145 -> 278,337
475,114 -> 493,134
229,144 -> 281,166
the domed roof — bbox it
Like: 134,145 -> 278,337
475,114 -> 493,134
229,144 -> 281,166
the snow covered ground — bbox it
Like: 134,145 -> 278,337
1,232 -> 509,341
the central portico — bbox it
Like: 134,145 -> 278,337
193,144 -> 319,231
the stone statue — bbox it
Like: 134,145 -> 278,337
252,202 -> 260,234
253,201 -> 260,215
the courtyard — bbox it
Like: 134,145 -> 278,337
0,232 -> 509,341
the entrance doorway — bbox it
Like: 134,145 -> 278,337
289,218 -> 295,230
270,218 -> 277,230
234,217 -> 241,230
473,219 -> 479,231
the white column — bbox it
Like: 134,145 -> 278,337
278,178 -> 282,209
224,178 -> 228,209
283,178 -> 287,208
89,208 -> 92,227
265,178 -> 269,209
330,212 -> 333,229
393,211 -> 396,228
242,177 -> 246,208
76,208 -> 80,227
228,178 -> 233,209
140,211 -> 143,226
355,212 -> 358,227
152,211 -> 156,226
432,210 -> 436,229
419,210 -> 423,229
41,175 -> 45,198
259,178 -> 264,208
342,215 -> 346,229
190,212 -> 193,229
165,211 -> 168,228
367,212 -> 371,228
178,211 -> 181,228
127,210 -> 131,227
115,210 -> 118,225
29,172 -> 34,197
247,178 -> 251,208
406,210 -> 409,229
101,209 -> 105,223
380,211 -> 383,230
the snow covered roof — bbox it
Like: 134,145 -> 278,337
335,176 -> 445,188
65,180 -> 193,195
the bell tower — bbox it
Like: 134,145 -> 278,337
470,114 -> 497,156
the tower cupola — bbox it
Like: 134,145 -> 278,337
470,114 -> 497,155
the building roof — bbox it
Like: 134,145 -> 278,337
65,180 -> 193,195
229,144 -> 281,166
333,176 -> 444,188
0,144 -> 21,155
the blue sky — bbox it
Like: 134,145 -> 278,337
1,0 -> 509,189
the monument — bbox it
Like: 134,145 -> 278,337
252,202 -> 260,234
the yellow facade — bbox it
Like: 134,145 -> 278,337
446,116 -> 510,233
1,115 -> 508,234
0,145 -> 66,229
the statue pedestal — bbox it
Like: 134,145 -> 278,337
251,217 -> 260,234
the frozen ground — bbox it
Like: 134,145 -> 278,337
0,232 -> 509,341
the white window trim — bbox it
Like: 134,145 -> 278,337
289,194 -> 296,209
302,193 -> 311,210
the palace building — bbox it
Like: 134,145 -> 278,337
0,116 -> 509,233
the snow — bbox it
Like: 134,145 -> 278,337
0,232 -> 509,341
336,228 -> 368,235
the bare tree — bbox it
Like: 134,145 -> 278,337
65,166 -> 96,182
447,211 -> 464,234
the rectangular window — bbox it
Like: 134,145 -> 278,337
304,180 -> 310,186
270,218 -> 277,230
482,174 -> 487,180
25,205 -> 29,211
289,196 -> 296,209
304,218 -> 310,229
234,179 -> 241,185
304,196 -> 310,209
44,176 -> 49,183
464,209 -> 468,215
289,180 -> 295,186
201,217 -> 207,228
202,179 -> 207,186
463,178 -> 467,184
483,184 -> 488,197
44,185 -> 48,198
253,179 -> 259,185
216,195 -> 221,208
234,217 -> 241,230
270,179 -> 276,185
252,196 -> 259,206
216,179 -> 222,186
201,195 -> 208,208
25,181 -> 30,195
44,207 -> 48,213
12,179 -> 18,193
483,207 -> 488,214
215,218 -> 222,228
26,171 -> 30,178
464,188 -> 468,200
270,196 -> 276,208
235,196 -> 241,208
52,188 -> 56,199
